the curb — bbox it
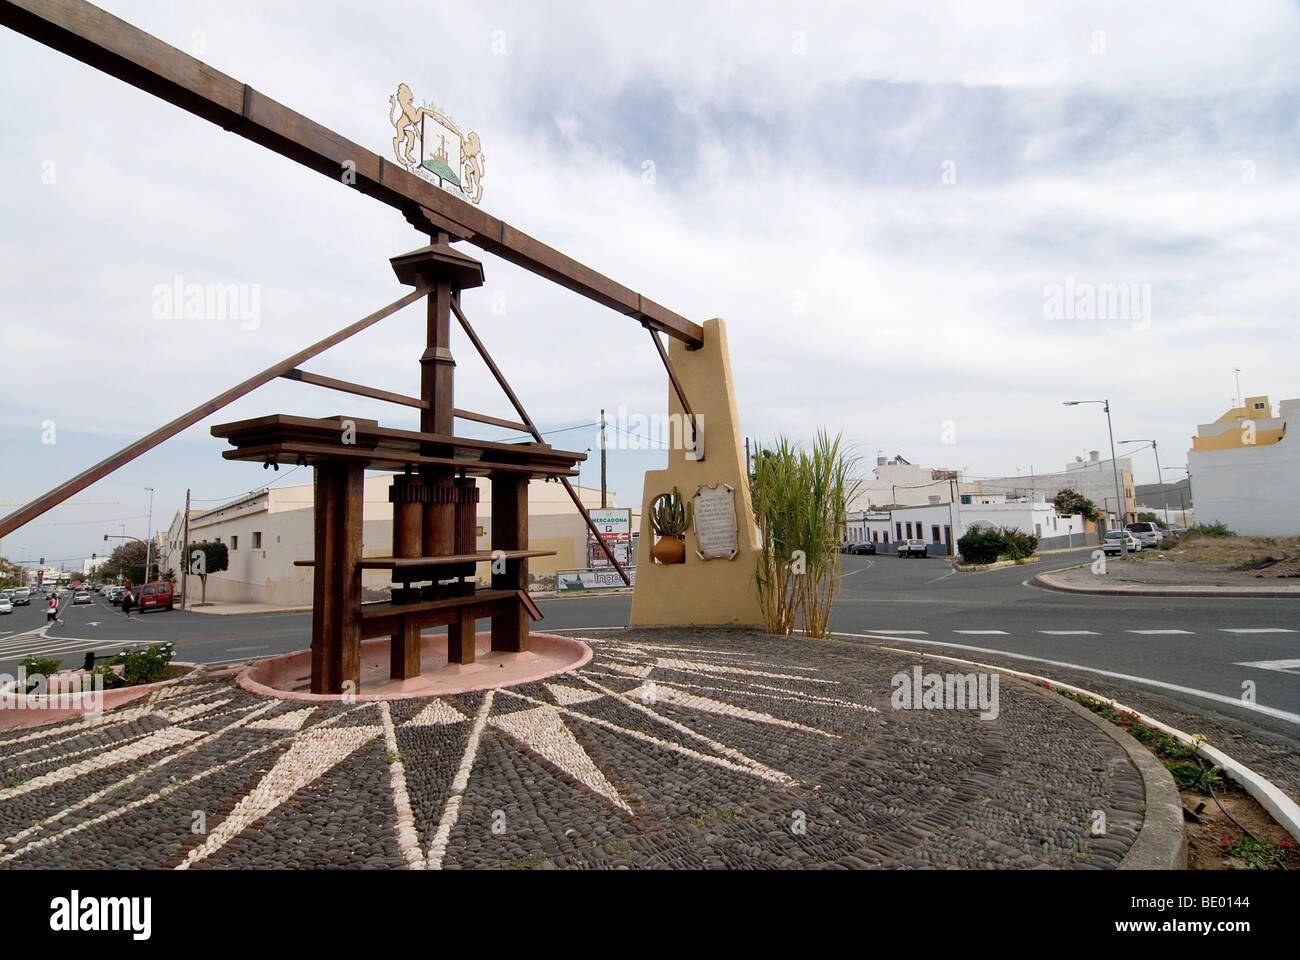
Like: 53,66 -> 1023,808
954,556 -> 1041,574
186,605 -> 312,616
1034,568 -> 1300,598
834,632 -> 1300,848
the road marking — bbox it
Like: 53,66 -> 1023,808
226,645 -> 268,652
869,630 -> 929,635
1126,629 -> 1194,635
954,630 -> 1009,635
835,632 -> 1300,726
1234,659 -> 1300,675
1037,630 -> 1100,635
1220,628 -> 1297,634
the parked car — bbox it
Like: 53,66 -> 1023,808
0,598 -> 12,615
72,591 -> 93,605
1125,522 -> 1165,550
137,581 -> 175,613
898,539 -> 928,558
108,586 -> 125,605
12,587 -> 32,606
1102,530 -> 1140,556
842,542 -> 876,555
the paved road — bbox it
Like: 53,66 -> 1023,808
4,551 -> 1295,747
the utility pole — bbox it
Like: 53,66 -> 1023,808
599,408 -> 607,509
1233,367 -> 1242,410
180,488 -> 191,609
143,486 -> 155,582
745,437 -> 751,478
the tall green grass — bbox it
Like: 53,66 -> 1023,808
751,431 -> 859,637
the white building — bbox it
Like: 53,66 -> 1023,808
975,451 -> 1136,528
159,476 -> 630,607
849,455 -> 980,511
848,497 -> 1088,555
1189,397 -> 1299,535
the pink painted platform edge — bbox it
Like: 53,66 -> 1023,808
237,632 -> 593,703
0,662 -> 203,731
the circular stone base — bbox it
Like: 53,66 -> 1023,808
237,632 -> 591,702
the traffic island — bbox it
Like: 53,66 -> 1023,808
0,628 -> 1184,870
1035,561 -> 1300,598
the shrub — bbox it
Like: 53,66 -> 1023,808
1000,527 -> 1039,560
16,656 -> 61,693
1185,522 -> 1235,539
109,642 -> 175,685
958,528 -> 1005,564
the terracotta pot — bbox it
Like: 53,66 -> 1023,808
652,535 -> 686,565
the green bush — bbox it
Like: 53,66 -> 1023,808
109,643 -> 174,686
1185,522 -> 1235,539
958,528 -> 1005,564
1000,527 -> 1039,560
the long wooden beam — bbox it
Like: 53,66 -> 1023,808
0,287 -> 428,540
282,368 -> 428,410
0,0 -> 705,348
450,299 -> 630,585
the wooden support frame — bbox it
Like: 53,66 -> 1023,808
0,286 -> 428,540
450,299 -> 631,585
647,325 -> 703,463
282,368 -> 428,409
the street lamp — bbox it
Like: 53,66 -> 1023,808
1120,439 -> 1165,523
143,486 -> 154,583
1063,399 -> 1125,531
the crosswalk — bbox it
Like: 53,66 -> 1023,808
0,627 -> 126,667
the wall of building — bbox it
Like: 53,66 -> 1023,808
1189,398 -> 1299,535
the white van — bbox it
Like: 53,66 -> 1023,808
1125,522 -> 1164,550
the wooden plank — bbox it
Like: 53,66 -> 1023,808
447,609 -> 476,665
293,549 -> 555,568
282,368 -> 427,409
454,409 -> 528,432
0,0 -> 705,347
490,474 -> 530,653
0,286 -> 427,540
390,618 -> 421,680
220,441 -> 578,477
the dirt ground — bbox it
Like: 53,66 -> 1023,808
1183,777 -> 1299,870
1135,534 -> 1300,579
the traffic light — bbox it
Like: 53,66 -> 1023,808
92,553 -> 96,560
39,557 -> 44,565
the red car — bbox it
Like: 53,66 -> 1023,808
137,581 -> 175,612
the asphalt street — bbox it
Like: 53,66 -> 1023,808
3,548 -> 1295,746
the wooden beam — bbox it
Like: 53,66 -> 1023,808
453,409 -> 528,432
0,286 -> 428,540
282,369 -> 427,409
0,0 -> 705,348
648,325 -> 703,462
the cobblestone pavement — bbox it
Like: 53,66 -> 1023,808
0,629 -> 1145,869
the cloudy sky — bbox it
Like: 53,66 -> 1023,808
2,0 -> 1298,567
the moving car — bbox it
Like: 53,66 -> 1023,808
843,542 -> 876,555
0,598 -> 11,615
1102,530 -> 1140,556
108,586 -> 125,605
137,581 -> 175,613
1125,521 -> 1165,550
12,588 -> 31,606
72,591 -> 93,605
898,539 -> 928,558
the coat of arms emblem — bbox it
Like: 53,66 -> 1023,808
388,83 -> 486,204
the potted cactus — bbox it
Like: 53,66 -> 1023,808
650,487 -> 692,564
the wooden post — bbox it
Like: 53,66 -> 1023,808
310,461 -> 364,694
391,617 -> 421,680
447,609 -> 476,665
490,472 -> 529,652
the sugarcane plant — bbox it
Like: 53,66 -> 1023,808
650,486 -> 692,564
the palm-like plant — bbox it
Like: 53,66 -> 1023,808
751,431 -> 859,637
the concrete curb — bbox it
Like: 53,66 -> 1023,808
1034,568 -> 1300,598
186,605 -> 312,616
954,556 -> 1041,574
834,632 -> 1300,848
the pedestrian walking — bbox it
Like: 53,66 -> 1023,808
46,594 -> 63,625
122,583 -> 135,621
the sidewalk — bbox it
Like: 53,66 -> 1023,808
187,601 -> 311,616
1035,560 -> 1300,598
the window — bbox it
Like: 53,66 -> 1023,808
252,532 -> 262,549
872,531 -> 878,543
230,535 -> 238,550
896,523 -> 902,540
931,525 -> 940,543
1254,402 -> 1265,410
905,522 -> 913,538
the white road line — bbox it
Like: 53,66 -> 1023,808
954,630 -> 1009,635
1037,630 -> 1100,635
1220,628 -> 1297,634
835,632 -> 1300,726
1126,629 -> 1194,635
868,630 -> 929,635
1234,659 -> 1300,675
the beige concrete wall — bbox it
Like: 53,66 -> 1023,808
630,318 -> 763,626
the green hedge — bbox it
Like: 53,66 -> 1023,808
958,527 -> 1040,564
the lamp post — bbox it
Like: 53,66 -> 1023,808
143,486 -> 155,582
1063,399 -> 1125,532
1120,439 -> 1164,523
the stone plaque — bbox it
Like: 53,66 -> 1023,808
692,483 -> 739,560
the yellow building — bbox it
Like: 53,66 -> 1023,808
1190,396 -> 1286,451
